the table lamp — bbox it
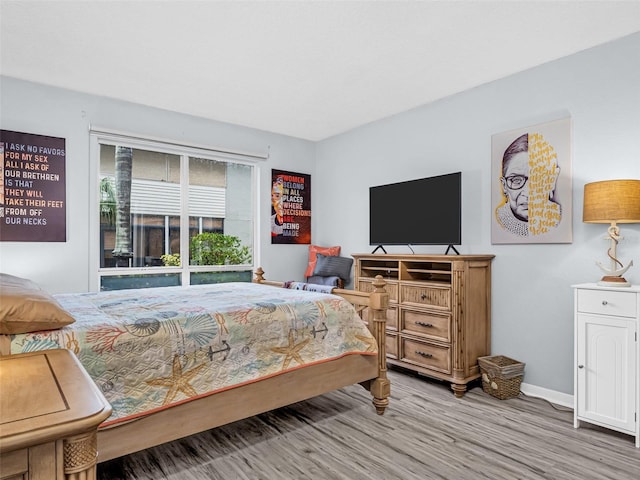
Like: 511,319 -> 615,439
583,179 -> 640,287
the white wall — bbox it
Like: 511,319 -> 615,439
313,32 -> 640,395
0,77 -> 316,293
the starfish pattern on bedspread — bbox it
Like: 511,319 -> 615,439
271,330 -> 310,370
146,355 -> 207,405
355,333 -> 377,352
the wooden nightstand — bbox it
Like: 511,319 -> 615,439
0,349 -> 112,480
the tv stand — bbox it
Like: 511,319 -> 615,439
371,245 -> 388,254
352,253 -> 494,397
445,245 -> 460,255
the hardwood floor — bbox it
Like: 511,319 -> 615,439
98,369 -> 640,479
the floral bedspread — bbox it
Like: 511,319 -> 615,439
8,282 -> 377,426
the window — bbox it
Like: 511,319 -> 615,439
90,129 -> 264,291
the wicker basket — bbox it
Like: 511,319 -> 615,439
478,355 -> 525,400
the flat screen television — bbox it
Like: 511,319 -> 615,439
369,171 -> 461,253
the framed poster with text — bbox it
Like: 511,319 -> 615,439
0,130 -> 66,242
271,169 -> 311,244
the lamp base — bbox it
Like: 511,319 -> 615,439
597,275 -> 631,287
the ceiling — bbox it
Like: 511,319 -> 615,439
2,1 -> 640,141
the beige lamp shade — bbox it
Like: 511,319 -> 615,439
583,179 -> 640,224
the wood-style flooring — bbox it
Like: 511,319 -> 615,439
97,369 -> 640,479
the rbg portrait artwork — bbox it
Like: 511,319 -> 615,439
271,169 -> 311,244
491,117 -> 572,244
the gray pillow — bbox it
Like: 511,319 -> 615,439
306,275 -> 341,286
313,254 -> 353,281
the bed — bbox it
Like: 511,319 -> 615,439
0,268 -> 389,463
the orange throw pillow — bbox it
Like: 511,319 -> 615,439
304,245 -> 341,278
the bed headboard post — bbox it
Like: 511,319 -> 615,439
369,275 -> 390,415
253,267 -> 266,283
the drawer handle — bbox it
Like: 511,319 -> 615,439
578,365 -> 584,369
420,294 -> 427,300
416,351 -> 433,358
602,300 -> 608,306
416,321 -> 433,328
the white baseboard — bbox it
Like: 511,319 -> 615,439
520,382 -> 574,409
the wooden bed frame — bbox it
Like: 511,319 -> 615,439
92,269 -> 390,462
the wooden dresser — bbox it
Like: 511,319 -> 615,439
0,349 -> 112,480
353,254 -> 494,397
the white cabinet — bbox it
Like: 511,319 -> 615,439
573,284 -> 639,447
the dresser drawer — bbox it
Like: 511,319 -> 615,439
400,284 -> 451,309
400,338 -> 450,374
401,308 -> 450,342
385,332 -> 398,359
358,280 -> 398,302
577,289 -> 637,318
363,305 -> 398,330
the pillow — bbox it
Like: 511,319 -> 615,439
313,254 -> 353,281
0,273 -> 75,334
304,245 -> 341,278
306,275 -> 341,287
